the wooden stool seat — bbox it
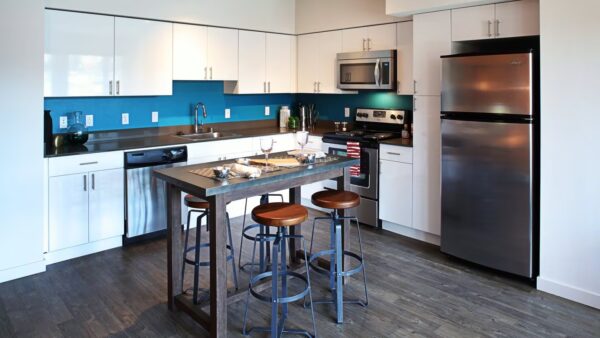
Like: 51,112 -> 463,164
184,194 -> 209,209
311,190 -> 360,210
252,202 -> 308,227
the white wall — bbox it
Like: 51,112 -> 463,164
386,0 -> 509,16
45,0 -> 296,34
0,0 -> 46,282
296,0 -> 401,34
537,0 -> 600,309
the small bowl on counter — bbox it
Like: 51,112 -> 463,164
295,153 -> 316,165
212,166 -> 230,179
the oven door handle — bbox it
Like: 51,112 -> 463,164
374,59 -> 380,87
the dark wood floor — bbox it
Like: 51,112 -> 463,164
0,209 -> 598,337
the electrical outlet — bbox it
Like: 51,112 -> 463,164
59,116 -> 68,129
85,115 -> 94,127
344,107 -> 350,118
265,106 -> 270,116
152,111 -> 159,123
225,108 -> 231,119
121,113 -> 129,125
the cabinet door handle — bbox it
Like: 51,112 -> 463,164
83,174 -> 87,191
79,161 -> 98,166
92,173 -> 95,190
264,82 -> 266,93
313,81 -> 317,93
210,67 -> 213,79
116,80 -> 120,95
204,67 -> 207,80
487,20 -> 492,37
495,19 -> 500,37
268,81 -> 271,93
414,80 -> 417,94
362,38 -> 366,51
317,82 -> 321,92
413,97 -> 417,111
387,152 -> 401,156
109,80 -> 113,95
367,38 -> 372,50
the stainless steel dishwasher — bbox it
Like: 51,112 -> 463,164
124,146 -> 187,241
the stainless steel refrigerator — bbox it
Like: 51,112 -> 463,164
440,52 -> 537,278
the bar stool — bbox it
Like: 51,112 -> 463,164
242,202 -> 317,338
182,194 -> 239,304
307,190 -> 368,324
238,194 -> 285,272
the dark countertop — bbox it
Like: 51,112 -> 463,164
379,137 -> 413,148
45,121 -> 334,158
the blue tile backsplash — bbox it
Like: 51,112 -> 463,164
44,81 -> 413,133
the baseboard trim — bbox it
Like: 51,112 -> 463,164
381,220 -> 440,245
537,276 -> 600,309
0,260 -> 46,284
45,236 -> 122,265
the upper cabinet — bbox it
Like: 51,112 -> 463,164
342,24 -> 397,52
297,31 -> 343,94
237,32 -> 294,94
396,21 -> 413,95
45,10 -> 173,97
114,18 -> 173,96
173,24 -> 238,81
413,10 -> 451,96
452,0 -> 540,42
44,10 -> 115,97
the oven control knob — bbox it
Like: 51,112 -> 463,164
397,115 -> 404,121
390,114 -> 397,120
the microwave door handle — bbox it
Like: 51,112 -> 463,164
374,59 -> 380,87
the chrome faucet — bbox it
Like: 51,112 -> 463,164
193,102 -> 207,134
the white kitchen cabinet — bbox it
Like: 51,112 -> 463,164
49,173 -> 89,251
413,10 -> 451,96
412,96 -> 441,236
495,0 -> 540,39
238,31 -> 267,94
396,21 -> 414,95
88,169 -> 124,242
380,159 -> 412,227
342,24 -> 396,52
297,34 -> 320,93
44,10 -> 115,97
317,30 -> 343,94
452,1 -> 539,42
207,27 -> 239,81
114,17 -> 172,96
266,34 -> 294,93
173,24 -> 208,80
451,5 -> 496,42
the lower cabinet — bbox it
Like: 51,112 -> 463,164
379,159 -> 413,227
48,168 -> 124,252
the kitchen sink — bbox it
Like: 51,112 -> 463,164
174,131 -> 241,141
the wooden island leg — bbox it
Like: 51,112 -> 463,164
167,184 -> 183,310
208,194 -> 228,338
289,186 -> 302,264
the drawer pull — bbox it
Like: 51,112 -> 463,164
387,152 -> 401,156
79,161 -> 98,166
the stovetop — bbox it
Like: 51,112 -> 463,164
324,130 -> 401,141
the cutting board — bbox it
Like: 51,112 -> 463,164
250,158 -> 300,167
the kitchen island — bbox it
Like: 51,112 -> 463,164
153,153 -> 358,337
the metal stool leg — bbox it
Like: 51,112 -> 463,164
302,235 -> 318,338
238,197 -> 249,269
181,209 -> 193,291
270,231 -> 280,338
242,232 -> 260,336
226,212 -> 239,290
193,212 -> 205,304
354,216 -> 369,306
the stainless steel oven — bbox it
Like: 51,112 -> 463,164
322,141 -> 379,227
336,50 -> 396,90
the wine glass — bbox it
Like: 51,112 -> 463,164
296,131 -> 309,153
260,137 -> 273,169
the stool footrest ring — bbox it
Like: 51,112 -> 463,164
308,249 -> 364,277
249,270 -> 310,304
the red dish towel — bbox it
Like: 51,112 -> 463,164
347,141 -> 361,177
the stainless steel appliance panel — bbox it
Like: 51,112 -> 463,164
336,50 -> 396,90
126,162 -> 185,238
441,118 -> 533,277
441,53 -> 532,115
322,142 -> 378,200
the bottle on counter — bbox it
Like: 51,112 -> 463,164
279,106 -> 290,129
402,124 -> 411,139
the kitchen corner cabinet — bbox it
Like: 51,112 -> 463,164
44,10 -> 115,97
451,0 -> 540,42
342,23 -> 397,52
413,10 -> 451,96
237,32 -> 293,94
396,21 -> 414,95
412,96 -> 441,236
297,31 -> 343,93
114,18 -> 173,96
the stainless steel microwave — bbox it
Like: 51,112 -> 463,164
336,50 -> 396,90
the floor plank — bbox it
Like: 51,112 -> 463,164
0,209 -> 598,337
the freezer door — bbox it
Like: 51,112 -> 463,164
441,53 -> 532,115
441,118 -> 533,277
